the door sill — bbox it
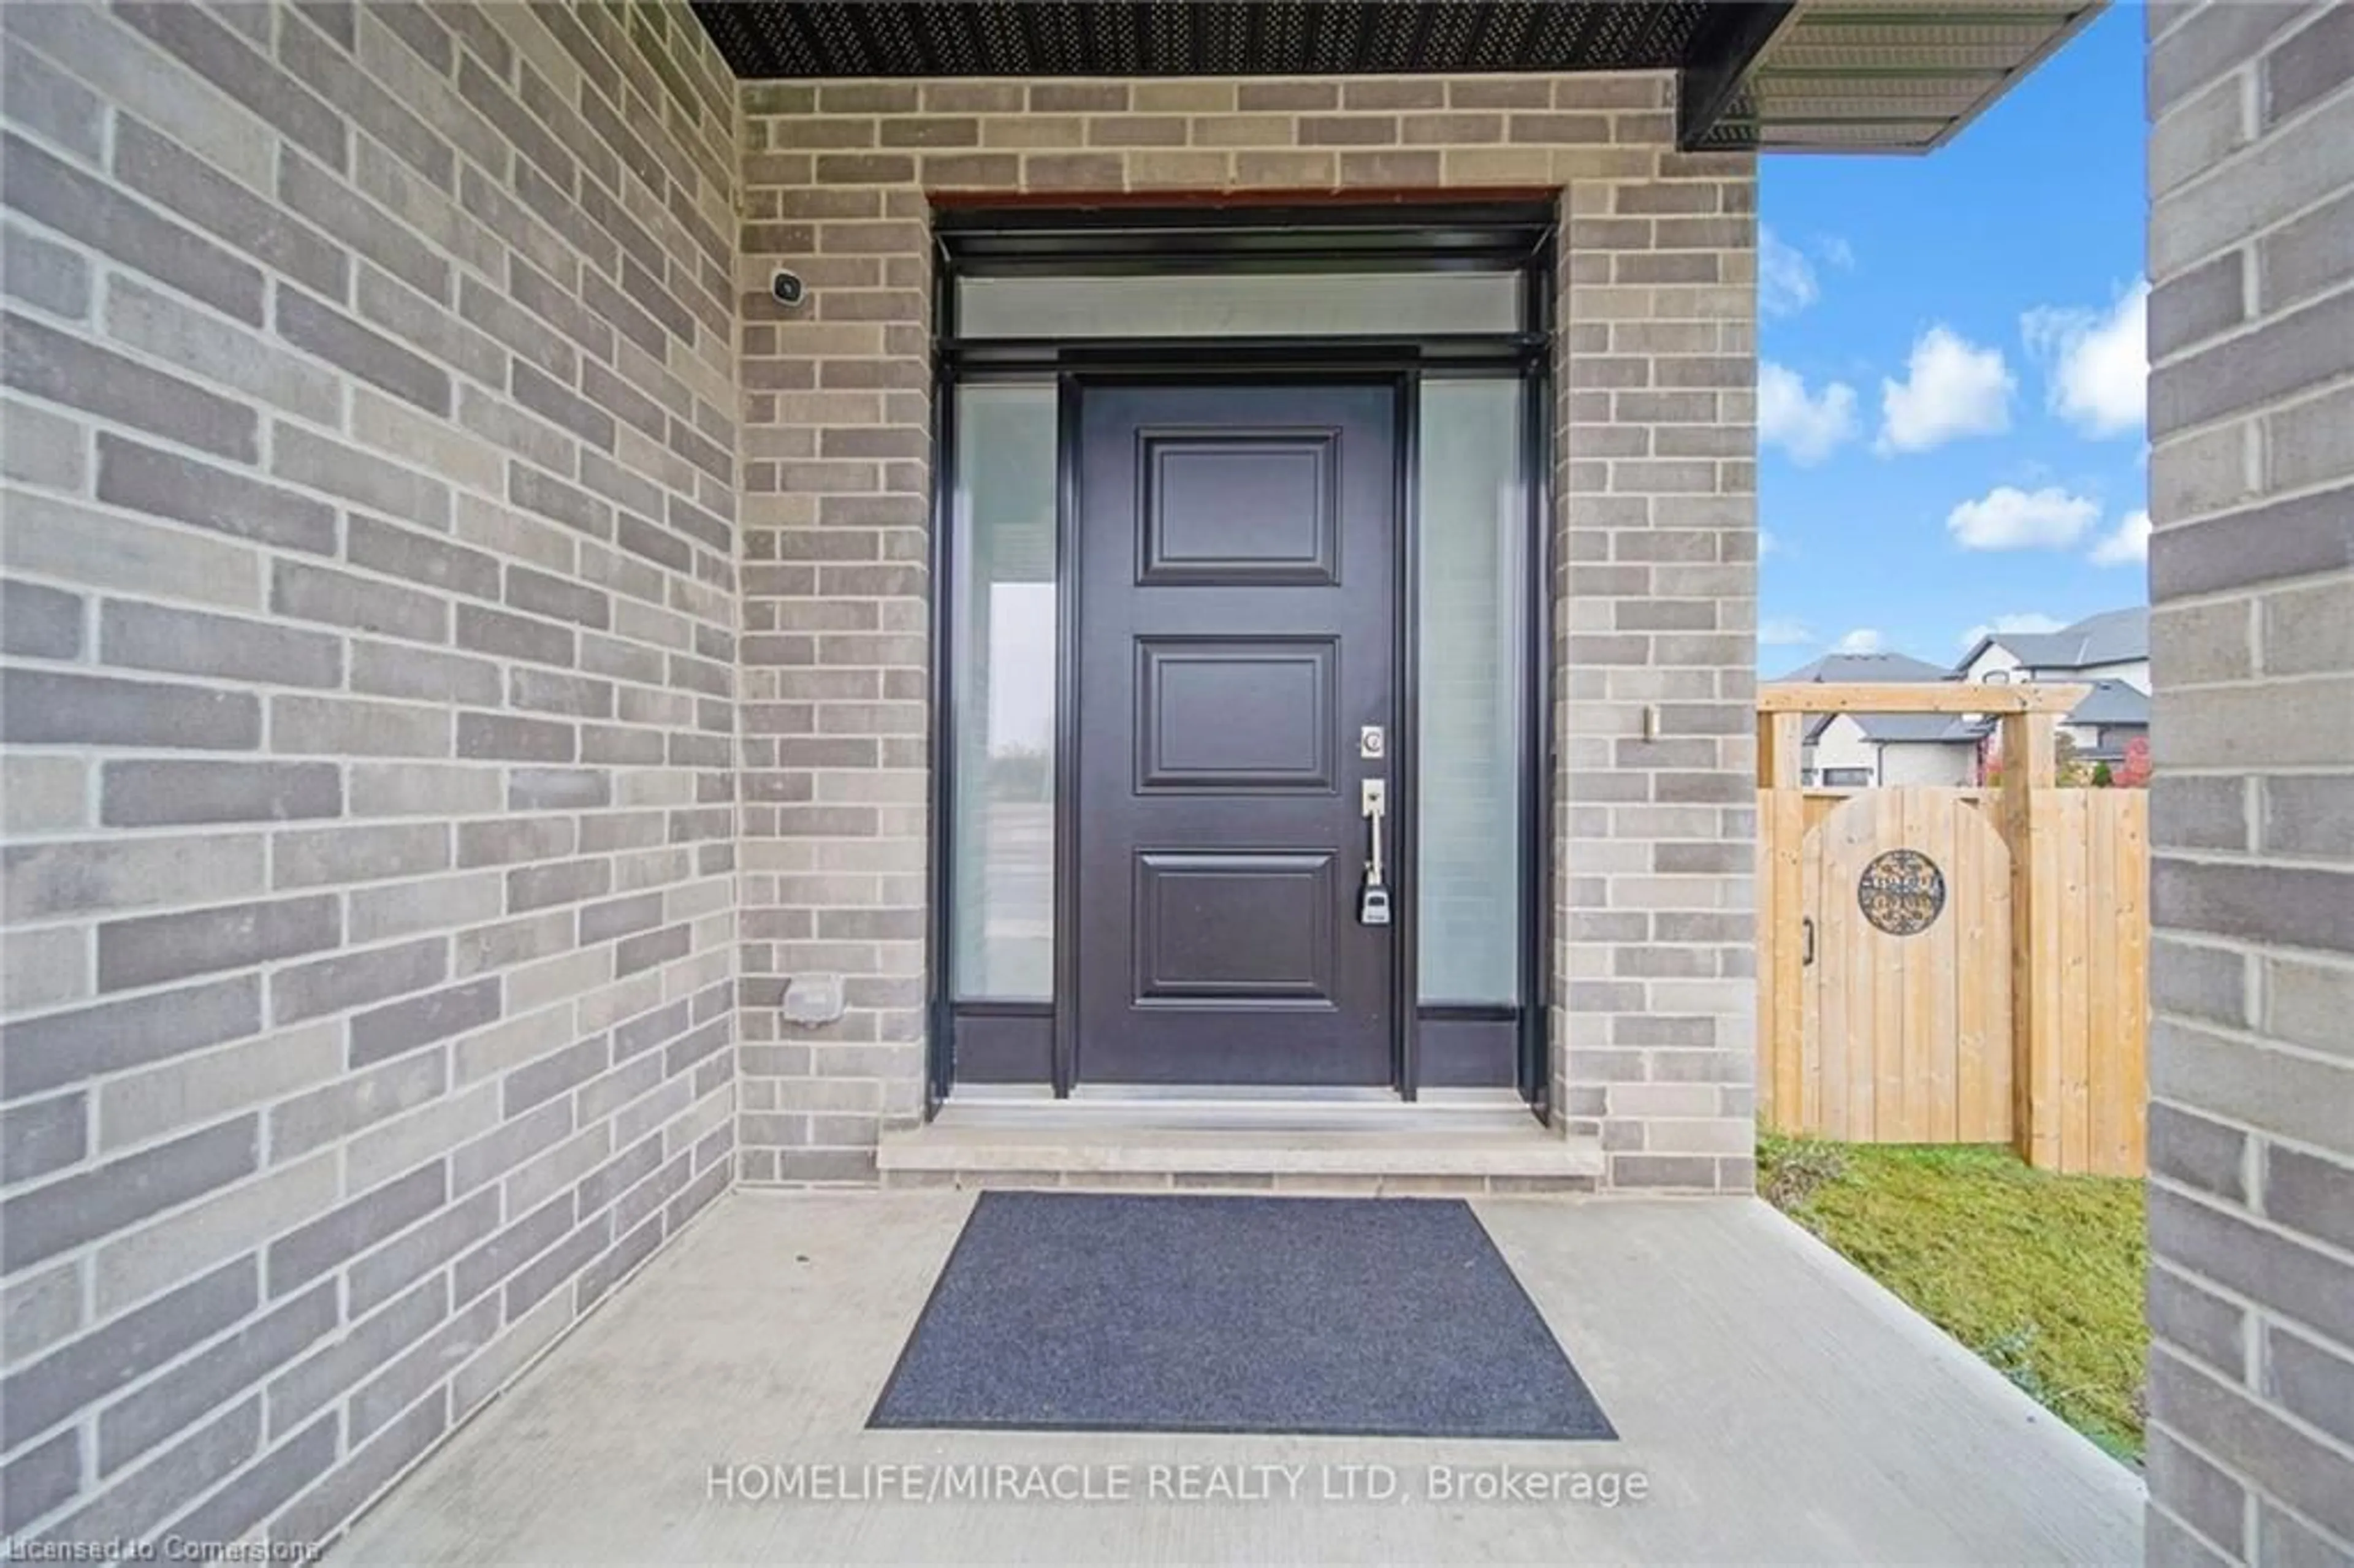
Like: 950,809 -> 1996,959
942,1086 -> 1531,1132
1069,1083 -> 1409,1103
880,1097 -> 1596,1194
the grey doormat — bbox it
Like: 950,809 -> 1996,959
868,1192 -> 1615,1439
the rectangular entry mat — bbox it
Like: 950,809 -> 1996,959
869,1192 -> 1616,1440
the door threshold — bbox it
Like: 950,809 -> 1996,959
882,1096 -> 1597,1194
938,1086 -> 1534,1132
1069,1083 -> 1412,1103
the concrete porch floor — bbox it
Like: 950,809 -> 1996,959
329,1191 -> 2143,1565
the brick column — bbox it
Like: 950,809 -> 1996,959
734,101 -> 934,1181
2143,4 -> 2354,1561
1552,151 -> 1761,1192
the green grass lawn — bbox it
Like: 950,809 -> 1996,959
1758,1136 -> 2149,1463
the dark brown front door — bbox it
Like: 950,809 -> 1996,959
1074,381 -> 1398,1086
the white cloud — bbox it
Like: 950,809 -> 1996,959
1817,234 -> 1857,271
1945,485 -> 2101,551
1960,612 -> 2066,649
1877,326 -> 2014,454
1759,529 -> 1785,557
1759,227 -> 1819,318
2023,281 -> 2148,438
2089,508 -> 2152,566
1759,362 -> 1859,465
1832,628 -> 1885,655
1758,618 -> 1815,647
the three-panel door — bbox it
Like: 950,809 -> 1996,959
1073,381 -> 1398,1086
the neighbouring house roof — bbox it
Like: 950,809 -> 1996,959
692,1 -> 2105,153
1775,652 -> 1955,742
1851,714 -> 1983,745
1911,681 -> 2150,763
1960,607 -> 2150,674
2068,679 -> 2150,726
1775,650 -> 1952,685
1785,657 -> 2146,750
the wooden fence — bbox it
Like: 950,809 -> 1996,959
1757,685 -> 2150,1176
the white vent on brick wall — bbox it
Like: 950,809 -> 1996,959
781,973 -> 845,1026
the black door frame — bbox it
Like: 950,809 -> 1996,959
926,202 -> 1556,1116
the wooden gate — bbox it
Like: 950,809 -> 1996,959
1758,682 -> 2149,1175
1801,790 -> 2011,1143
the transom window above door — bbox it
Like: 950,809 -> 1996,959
955,270 -> 1525,340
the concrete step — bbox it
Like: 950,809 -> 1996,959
877,1101 -> 1602,1195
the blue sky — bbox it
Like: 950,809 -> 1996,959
1756,7 -> 2148,674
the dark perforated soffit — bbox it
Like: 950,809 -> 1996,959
689,1 -> 2106,153
690,2 -> 1713,80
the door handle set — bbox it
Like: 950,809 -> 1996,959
1358,777 -> 1391,926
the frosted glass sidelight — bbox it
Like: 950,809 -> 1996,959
1416,379 -> 1526,1005
950,384 -> 1057,999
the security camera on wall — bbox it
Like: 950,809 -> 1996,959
771,270 -> 806,307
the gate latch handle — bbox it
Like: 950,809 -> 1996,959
1802,916 -> 1816,967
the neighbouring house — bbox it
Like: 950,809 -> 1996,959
1959,606 -> 2151,693
1775,652 -> 1960,787
1959,606 -> 2151,770
1827,712 -> 1986,787
2051,678 -> 2152,768
1777,609 -> 2151,786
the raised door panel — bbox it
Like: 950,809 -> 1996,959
1132,852 -> 1337,1007
1135,637 -> 1336,793
1138,432 -> 1339,585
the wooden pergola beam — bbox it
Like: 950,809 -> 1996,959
1757,682 -> 2087,715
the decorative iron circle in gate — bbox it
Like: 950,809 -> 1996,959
1858,848 -> 1946,936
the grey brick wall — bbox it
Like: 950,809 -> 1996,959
1552,143 -> 1759,1192
2143,4 -> 2354,1563
732,74 -> 1760,1191
0,0 -> 739,1550
2,36 -> 1765,1547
